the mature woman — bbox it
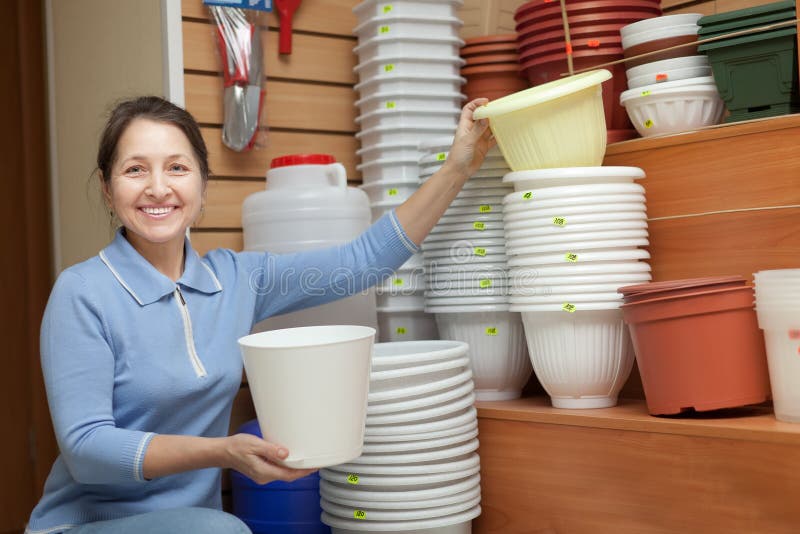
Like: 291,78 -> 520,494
26,96 -> 492,534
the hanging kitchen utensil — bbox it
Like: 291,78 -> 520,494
210,5 -> 267,152
275,0 -> 302,54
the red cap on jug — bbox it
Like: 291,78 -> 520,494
270,154 -> 336,168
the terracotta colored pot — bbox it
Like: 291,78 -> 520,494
517,10 -> 662,37
607,129 -> 638,143
463,34 -> 517,46
461,42 -> 520,58
463,64 -> 529,102
623,34 -> 699,68
519,35 -> 623,62
620,276 -> 747,303
518,23 -> 636,49
516,0 -> 662,33
515,0 -> 660,22
464,53 -> 520,67
622,286 -> 771,415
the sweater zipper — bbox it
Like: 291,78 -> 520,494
174,286 -> 208,378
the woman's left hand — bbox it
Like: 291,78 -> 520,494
442,98 -> 496,179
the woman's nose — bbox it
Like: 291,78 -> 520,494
145,170 -> 172,198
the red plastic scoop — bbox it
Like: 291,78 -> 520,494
275,0 -> 301,54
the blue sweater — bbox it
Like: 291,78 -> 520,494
27,212 -> 417,534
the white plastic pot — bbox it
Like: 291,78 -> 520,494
354,35 -> 465,64
509,260 -> 651,278
502,166 -> 645,191
621,16 -> 701,50
358,125 -> 458,147
503,193 -> 647,214
424,228 -> 505,243
505,237 -> 649,256
429,218 -> 506,234
506,229 -> 649,249
353,0 -> 464,24
355,56 -> 464,81
503,182 -> 644,205
355,74 -> 465,100
353,15 -> 463,42
377,310 -> 439,342
356,91 -> 466,116
319,461 -> 479,487
366,382 -> 475,417
376,291 -> 425,310
504,209 -> 647,231
620,13 -> 702,40
356,108 -> 461,131
361,180 -> 419,203
627,65 -> 711,89
507,248 -> 651,268
368,367 -> 474,404
504,219 -> 648,239
239,325 -> 376,468
359,158 -> 421,182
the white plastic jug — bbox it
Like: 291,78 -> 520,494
242,154 -> 377,331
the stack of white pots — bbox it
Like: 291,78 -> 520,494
353,0 -> 465,342
619,14 -> 724,137
753,269 -> 800,423
376,254 -> 439,342
419,137 -> 532,401
320,341 -> 481,533
502,166 -> 652,408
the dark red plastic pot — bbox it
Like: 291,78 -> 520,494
620,276 -> 748,303
463,53 -> 520,67
463,64 -> 529,102
516,0 -> 662,33
516,10 -> 661,36
621,286 -> 771,416
514,0 -> 660,22
623,34 -> 699,68
518,23 -> 635,49
519,35 -> 623,61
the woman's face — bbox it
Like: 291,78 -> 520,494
103,118 -> 204,250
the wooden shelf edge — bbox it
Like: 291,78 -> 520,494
606,113 -> 800,156
476,396 -> 800,445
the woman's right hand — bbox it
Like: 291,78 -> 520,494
221,433 -> 317,485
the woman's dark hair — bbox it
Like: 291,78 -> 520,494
97,96 -> 210,185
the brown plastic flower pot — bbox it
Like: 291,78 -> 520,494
620,276 -> 748,304
623,34 -> 699,68
621,286 -> 771,415
461,42 -> 520,58
463,34 -> 517,46
518,23 -> 636,49
517,10 -> 662,37
463,64 -> 529,102
464,53 -> 520,67
516,0 -> 662,33
519,35 -> 623,61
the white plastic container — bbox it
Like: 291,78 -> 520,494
503,182 -> 644,205
356,108 -> 462,131
509,260 -> 651,278
357,125 -> 458,147
356,91 -> 465,116
353,15 -> 462,41
429,218 -> 506,234
376,291 -> 425,310
320,473 -> 479,504
506,237 -> 649,256
504,209 -> 647,231
238,325 -> 376,467
503,194 -> 647,214
355,74 -> 465,100
359,158 -> 420,182
507,248 -> 650,268
377,310 -> 440,342
504,201 -> 646,223
621,16 -> 701,50
425,228 -> 505,243
322,507 -> 479,533
322,482 -> 481,511
506,229 -> 649,249
520,309 -> 634,408
329,449 -> 479,474
627,65 -> 711,89
504,219 -> 648,240
355,56 -> 464,81
502,166 -> 645,191
320,461 -> 479,486
620,13 -> 702,40
353,0 -> 464,23
754,300 -> 800,422
434,310 -> 531,400
360,180 -> 419,203
242,155 -> 376,332
355,35 -> 464,64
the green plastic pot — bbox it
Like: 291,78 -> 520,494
698,0 -> 795,28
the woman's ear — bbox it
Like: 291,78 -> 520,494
99,172 -> 113,210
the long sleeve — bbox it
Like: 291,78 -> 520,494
243,210 -> 419,324
40,271 -> 155,485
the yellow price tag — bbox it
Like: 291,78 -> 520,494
347,473 -> 359,485
385,101 -> 396,109
479,279 -> 492,289
479,205 -> 492,213
396,327 -> 407,335
562,303 -> 577,313
565,253 -> 578,263
393,278 -> 404,286
474,248 -> 487,257
486,327 -> 498,336
644,119 -> 654,129
388,188 -> 398,196
436,152 -> 446,161
522,191 -> 533,200
354,510 -> 367,520
641,90 -> 651,96
382,4 -> 393,13
553,217 -> 566,227
383,63 -> 395,73
473,221 -> 485,231
379,25 -> 390,34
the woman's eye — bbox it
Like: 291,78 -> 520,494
170,164 -> 189,173
125,166 -> 145,175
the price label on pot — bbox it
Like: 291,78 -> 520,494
522,191 -> 533,200
479,205 -> 492,213
382,4 -> 393,13
562,303 -> 577,313
385,101 -> 396,109
436,152 -> 447,161
641,90 -> 651,96
656,73 -> 668,82
486,327 -> 498,336
354,510 -> 367,520
789,329 -> 800,340
383,63 -> 395,73
588,39 -> 601,48
473,221 -> 486,231
565,253 -> 578,262
644,119 -> 654,129
480,279 -> 492,288
388,188 -> 399,197
396,327 -> 407,335
474,247 -> 487,257
553,217 -> 566,227
347,473 -> 359,485
393,278 -> 404,286
379,25 -> 390,34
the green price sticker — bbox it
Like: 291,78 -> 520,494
473,221 -> 486,231
565,253 -> 579,263
641,90 -> 651,96
553,217 -> 567,227
479,205 -> 492,213
644,119 -> 654,129
474,247 -> 487,257
396,327 -> 407,335
354,510 -> 367,520
385,101 -> 396,109
383,63 -> 395,73
388,188 -> 398,196
379,25 -> 390,34
522,191 -> 533,200
382,4 -> 393,13
562,303 -> 577,313
479,279 -> 492,289
436,152 -> 446,161
346,473 -> 359,485
486,327 -> 498,336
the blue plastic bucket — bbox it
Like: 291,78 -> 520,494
231,420 -> 331,534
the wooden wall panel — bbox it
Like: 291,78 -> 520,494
474,417 -> 800,534
191,231 -> 243,255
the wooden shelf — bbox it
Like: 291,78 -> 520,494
476,396 -> 800,446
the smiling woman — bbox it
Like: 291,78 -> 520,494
26,95 -> 493,534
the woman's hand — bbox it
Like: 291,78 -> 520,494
221,433 -> 317,485
442,98 -> 496,180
